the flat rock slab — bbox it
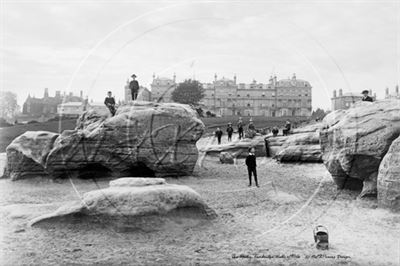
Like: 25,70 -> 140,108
109,177 -> 166,187
29,178 -> 217,229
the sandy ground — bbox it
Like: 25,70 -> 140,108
1,135 -> 400,265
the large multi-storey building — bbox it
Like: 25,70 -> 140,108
331,89 -> 376,110
202,74 -> 312,117
22,88 -> 84,116
124,73 -> 312,117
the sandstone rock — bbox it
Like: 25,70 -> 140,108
219,152 -> 234,164
110,177 -> 166,187
320,99 -> 400,197
30,178 -> 217,228
198,136 -> 266,158
378,136 -> 400,211
266,129 -> 322,162
3,131 -> 59,180
4,102 -> 204,179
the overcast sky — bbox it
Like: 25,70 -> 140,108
2,0 -> 399,110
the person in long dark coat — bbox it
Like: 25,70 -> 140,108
237,118 -> 244,140
129,74 -> 140,101
361,90 -> 373,102
226,123 -> 234,142
215,127 -> 223,144
245,147 -> 259,187
104,91 -> 116,116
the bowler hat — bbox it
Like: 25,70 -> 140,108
361,90 -> 369,94
131,74 -> 137,78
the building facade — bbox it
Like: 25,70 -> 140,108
23,88 -> 84,116
384,85 -> 399,99
124,79 -> 152,102
331,89 -> 376,110
149,74 -> 177,103
202,74 -> 312,117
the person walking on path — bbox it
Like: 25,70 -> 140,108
129,74 -> 140,101
245,147 -> 259,187
237,117 -> 244,140
215,127 -> 223,145
226,123 -> 234,142
104,91 -> 116,116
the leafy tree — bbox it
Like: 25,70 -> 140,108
311,108 -> 328,121
171,79 -> 205,105
0,91 -> 18,119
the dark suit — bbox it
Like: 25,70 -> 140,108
362,96 -> 373,102
245,153 -> 258,186
104,97 -> 116,116
129,80 -> 139,100
215,129 -> 223,144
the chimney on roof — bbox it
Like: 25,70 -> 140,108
292,73 -> 296,80
333,90 -> 337,98
214,73 -> 217,82
233,74 -> 237,84
44,88 -> 49,98
339,89 -> 343,96
396,85 -> 399,95
386,87 -> 389,96
80,90 -> 83,98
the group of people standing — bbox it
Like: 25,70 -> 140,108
104,74 -> 140,116
214,117 -> 247,145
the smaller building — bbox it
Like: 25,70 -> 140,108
124,79 -> 151,102
331,89 -> 376,110
150,74 -> 177,103
384,85 -> 399,99
57,102 -> 84,117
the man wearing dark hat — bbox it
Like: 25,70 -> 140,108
361,90 -> 373,102
129,74 -> 139,101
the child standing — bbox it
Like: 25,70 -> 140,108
245,147 -> 259,187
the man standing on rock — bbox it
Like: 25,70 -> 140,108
215,127 -> 223,145
226,123 -> 234,142
361,90 -> 373,102
104,91 -> 116,116
245,147 -> 259,187
129,74 -> 140,101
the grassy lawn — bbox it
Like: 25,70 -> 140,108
0,116 -> 310,152
0,119 -> 77,152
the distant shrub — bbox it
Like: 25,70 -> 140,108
27,120 -> 39,124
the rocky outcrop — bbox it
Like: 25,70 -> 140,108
4,102 -> 205,179
272,131 -> 322,162
378,136 -> 400,211
199,123 -> 324,162
320,100 -> 400,197
3,131 -> 59,180
30,177 -> 217,228
198,136 -> 266,158
219,152 -> 234,164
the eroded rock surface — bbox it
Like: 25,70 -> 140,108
30,177 -> 217,229
320,100 -> 400,197
378,136 -> 400,211
4,102 -> 205,179
3,131 -> 59,180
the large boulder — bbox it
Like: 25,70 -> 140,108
320,99 -> 400,197
30,177 -> 217,229
4,102 -> 205,179
219,152 -> 234,164
263,122 -> 323,162
378,136 -> 400,211
198,136 -> 266,158
3,131 -> 59,180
